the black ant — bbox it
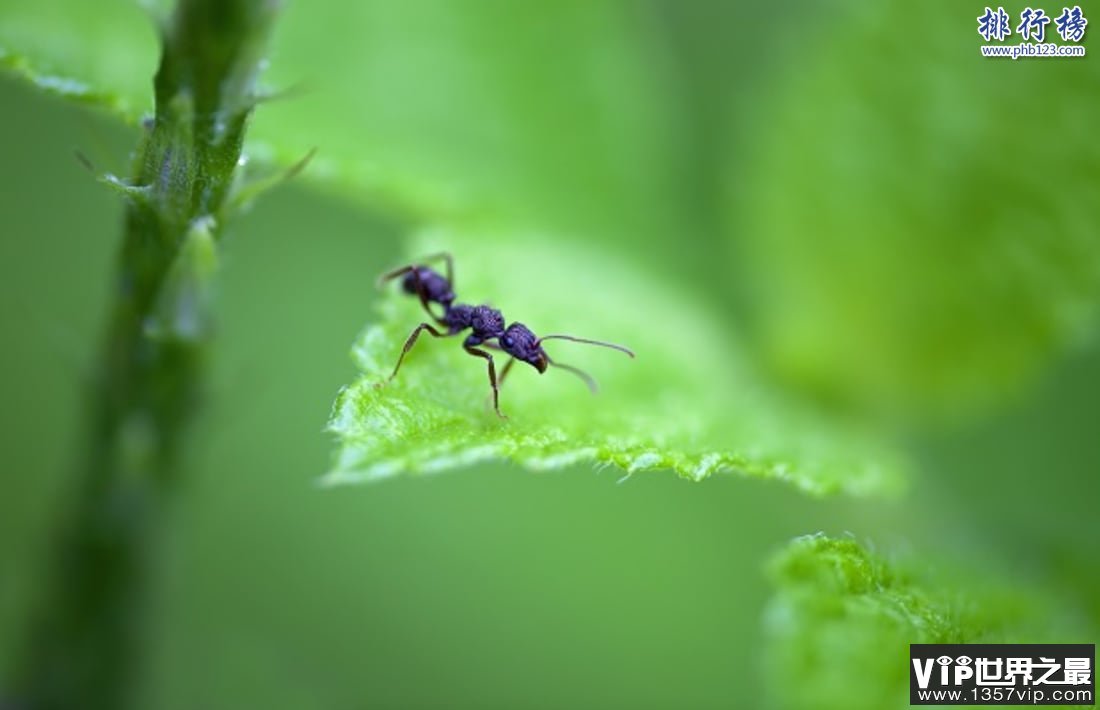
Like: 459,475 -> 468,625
376,252 -> 634,418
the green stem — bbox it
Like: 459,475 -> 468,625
16,1 -> 278,708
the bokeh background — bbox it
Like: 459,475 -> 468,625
1,2 -> 1097,708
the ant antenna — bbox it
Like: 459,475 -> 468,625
536,335 -> 635,358
547,358 -> 599,393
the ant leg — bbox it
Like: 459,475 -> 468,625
464,346 -> 506,418
481,339 -> 514,387
480,343 -> 515,394
382,323 -> 449,384
497,357 -> 516,389
377,252 -> 454,288
376,264 -> 417,288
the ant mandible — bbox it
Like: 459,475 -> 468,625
376,252 -> 635,418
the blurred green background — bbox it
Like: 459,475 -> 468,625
1,2 -> 1097,708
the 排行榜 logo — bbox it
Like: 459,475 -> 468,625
977,6 -> 1087,59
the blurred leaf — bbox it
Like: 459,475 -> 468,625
764,535 -> 1090,710
325,231 -> 907,497
0,1 -> 683,248
0,1 -> 158,119
728,2 -> 1100,421
263,3 -> 683,239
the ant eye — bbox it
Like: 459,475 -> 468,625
501,335 -> 512,347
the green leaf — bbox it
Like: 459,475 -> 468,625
764,534 -> 1091,710
727,2 -> 1100,421
325,231 -> 907,497
13,1 -> 1098,425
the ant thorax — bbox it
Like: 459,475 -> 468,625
469,305 -> 505,338
442,303 -> 475,334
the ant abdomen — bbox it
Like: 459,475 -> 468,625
401,267 -> 454,307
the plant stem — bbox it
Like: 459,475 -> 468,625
16,1 -> 277,708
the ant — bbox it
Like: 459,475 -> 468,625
376,252 -> 634,418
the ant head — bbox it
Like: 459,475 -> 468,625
500,324 -> 636,389
499,323 -> 548,373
